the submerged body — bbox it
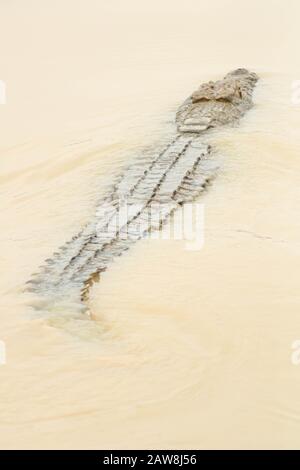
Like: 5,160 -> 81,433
27,69 -> 258,310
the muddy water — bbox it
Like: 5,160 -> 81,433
1,0 -> 300,449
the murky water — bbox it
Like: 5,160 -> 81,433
1,0 -> 300,449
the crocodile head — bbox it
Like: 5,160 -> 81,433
176,68 -> 258,134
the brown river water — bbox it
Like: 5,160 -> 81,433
1,0 -> 300,449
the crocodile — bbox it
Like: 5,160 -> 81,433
27,68 -> 258,312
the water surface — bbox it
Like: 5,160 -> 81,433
1,0 -> 300,449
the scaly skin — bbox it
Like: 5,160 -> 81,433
27,69 -> 258,311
